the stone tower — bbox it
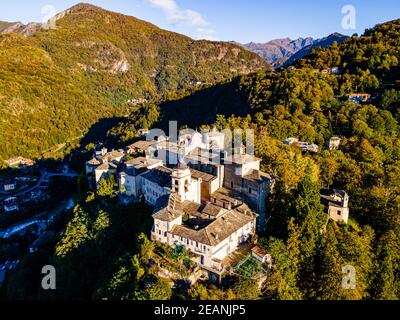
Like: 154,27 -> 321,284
172,163 -> 192,200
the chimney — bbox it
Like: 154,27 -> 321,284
223,201 -> 231,210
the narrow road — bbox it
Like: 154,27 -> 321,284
1,171 -> 78,201
0,198 -> 74,239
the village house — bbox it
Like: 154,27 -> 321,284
283,137 -> 319,153
119,157 -> 163,200
86,148 -> 125,185
251,245 -> 272,266
127,98 -> 148,105
320,189 -> 350,224
141,166 -> 175,206
3,180 -> 16,192
4,157 -> 35,167
3,197 -> 19,213
329,137 -> 342,150
321,67 -> 341,75
348,93 -> 371,104
151,193 -> 257,272
126,140 -> 158,155
223,152 -> 274,232
94,162 -> 118,186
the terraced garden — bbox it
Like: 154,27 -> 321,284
234,256 -> 262,278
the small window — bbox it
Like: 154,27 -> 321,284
248,187 -> 252,194
337,210 -> 342,215
230,181 -> 234,188
164,232 -> 167,237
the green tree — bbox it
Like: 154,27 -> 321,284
55,206 -> 92,257
261,237 -> 302,300
372,230 -> 400,299
315,223 -> 343,300
97,174 -> 118,198
230,278 -> 259,300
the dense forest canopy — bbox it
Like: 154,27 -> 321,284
0,3 -> 267,161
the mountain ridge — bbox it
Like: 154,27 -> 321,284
283,33 -> 349,66
240,33 -> 348,68
0,3 -> 269,160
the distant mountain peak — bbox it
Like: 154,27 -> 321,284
64,2 -> 104,13
283,33 -> 348,67
52,2 -> 105,22
240,37 -> 314,67
0,21 -> 20,32
71,2 -> 100,9
0,21 -> 42,36
240,33 -> 348,68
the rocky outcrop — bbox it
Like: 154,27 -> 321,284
75,41 -> 131,74
1,22 -> 43,36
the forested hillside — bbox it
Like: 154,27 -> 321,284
0,3 -> 268,161
2,18 -> 399,300
105,19 -> 400,299
208,19 -> 400,299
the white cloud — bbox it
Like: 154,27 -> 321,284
147,0 -> 178,13
196,28 -> 219,41
146,0 -> 208,26
146,0 -> 218,40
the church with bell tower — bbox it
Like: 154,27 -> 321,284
171,143 -> 201,204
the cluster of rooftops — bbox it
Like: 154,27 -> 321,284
153,193 -> 256,247
85,128 -> 350,272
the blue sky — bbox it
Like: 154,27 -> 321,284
0,0 -> 399,43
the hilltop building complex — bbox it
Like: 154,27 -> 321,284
86,128 -> 350,273
86,128 -> 275,272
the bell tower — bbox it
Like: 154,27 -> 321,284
171,141 -> 192,201
172,163 -> 192,200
